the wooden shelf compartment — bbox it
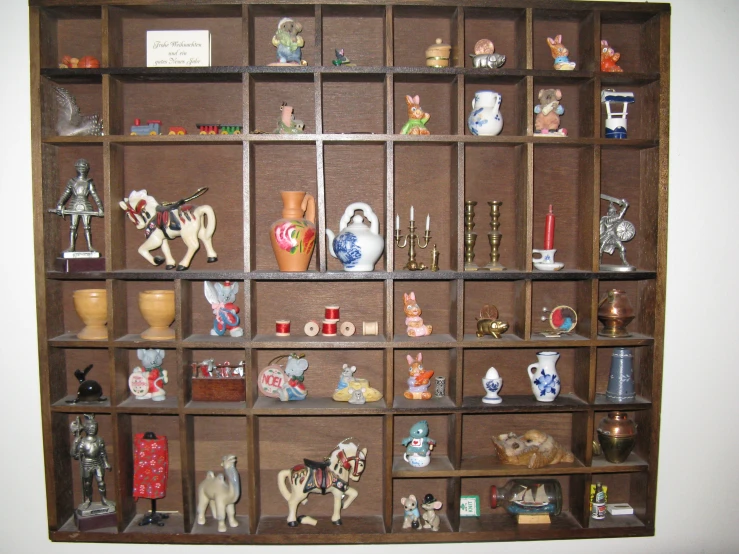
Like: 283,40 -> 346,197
596,279 -> 656,339
183,347 -> 247,406
464,76 -> 528,137
248,73 -> 316,134
464,280 -> 528,340
599,146 -> 661,271
531,280 -> 593,339
392,74 -> 460,136
463,143 -> 528,271
257,415 -> 385,527
599,10 -> 662,75
107,78 -> 244,137
323,142 -> 389,271
39,144 -> 106,265
463,7 -> 527,70
393,348 -> 457,408
462,347 -> 591,406
321,5 -> 386,68
249,141 -> 318,271
393,142 -> 459,270
392,6 -> 461,69
459,474 -> 587,533
180,279 -> 248,341
533,145 -> 596,271
41,77 -> 104,138
38,6 -> 102,71
50,346 -> 112,408
532,9 -> 596,72
460,412 -> 587,473
391,477 -> 456,533
106,5 -> 245,69
532,77 -> 595,139
113,143 -> 244,272
247,4 -> 316,67
585,471 -> 649,530
252,347 -> 387,410
595,345 -> 653,405
321,74 -> 388,135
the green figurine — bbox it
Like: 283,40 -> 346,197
274,103 -> 304,134
401,95 -> 430,135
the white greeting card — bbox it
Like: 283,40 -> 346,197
146,30 -> 211,67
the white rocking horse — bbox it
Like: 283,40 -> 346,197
277,439 -> 367,527
119,187 -> 217,271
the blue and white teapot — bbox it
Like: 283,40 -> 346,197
468,90 -> 503,136
325,202 -> 384,271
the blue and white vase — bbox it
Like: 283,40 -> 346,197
326,202 -> 385,271
527,351 -> 561,402
468,90 -> 503,136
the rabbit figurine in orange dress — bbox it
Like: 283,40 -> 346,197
404,292 -> 432,337
401,95 -> 431,135
600,40 -> 623,72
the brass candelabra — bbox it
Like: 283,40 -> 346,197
484,200 -> 505,270
395,219 -> 431,270
464,200 -> 478,271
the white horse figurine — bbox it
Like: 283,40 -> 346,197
119,188 -> 217,271
277,439 -> 367,527
196,454 -> 240,532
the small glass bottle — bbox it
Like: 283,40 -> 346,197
490,479 -> 562,516
591,482 -> 606,520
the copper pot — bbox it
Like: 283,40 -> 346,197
597,289 -> 634,337
596,411 -> 637,463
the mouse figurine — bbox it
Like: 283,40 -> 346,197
67,364 -> 107,404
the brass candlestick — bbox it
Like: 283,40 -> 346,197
464,200 -> 478,271
395,219 -> 431,270
484,200 -> 505,270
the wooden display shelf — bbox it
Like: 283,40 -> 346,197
31,0 -> 669,545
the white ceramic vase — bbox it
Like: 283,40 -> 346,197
527,351 -> 561,402
468,91 -> 503,136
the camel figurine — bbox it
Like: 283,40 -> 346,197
196,454 -> 241,532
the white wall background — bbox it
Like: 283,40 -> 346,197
1,0 -> 736,551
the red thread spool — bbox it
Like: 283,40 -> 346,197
321,320 -> 338,336
275,320 -> 291,336
325,305 -> 340,322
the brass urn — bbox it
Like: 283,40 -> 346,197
596,411 -> 637,463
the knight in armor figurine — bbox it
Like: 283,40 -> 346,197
70,414 -> 115,514
55,159 -> 104,256
599,194 -> 636,271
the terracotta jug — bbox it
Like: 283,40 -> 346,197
138,290 -> 175,340
73,289 -> 108,340
270,191 -> 316,272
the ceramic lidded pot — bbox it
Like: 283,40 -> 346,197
426,38 -> 451,67
597,411 -> 637,463
325,202 -> 385,271
138,290 -> 175,340
468,91 -> 503,136
270,191 -> 317,272
597,289 -> 635,337
73,289 -> 108,340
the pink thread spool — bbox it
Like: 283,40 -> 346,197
304,320 -> 320,336
322,320 -> 338,336
275,320 -> 291,336
325,305 -> 340,322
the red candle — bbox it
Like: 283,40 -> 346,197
544,205 -> 555,250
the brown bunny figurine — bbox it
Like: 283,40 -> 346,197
546,35 -> 576,70
404,292 -> 432,337
401,95 -> 431,135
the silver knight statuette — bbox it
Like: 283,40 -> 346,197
599,194 -> 636,272
50,158 -> 104,259
70,414 -> 116,526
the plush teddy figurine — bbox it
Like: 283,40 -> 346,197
271,17 -> 306,65
534,88 -> 567,136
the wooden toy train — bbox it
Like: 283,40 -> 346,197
129,119 -> 243,136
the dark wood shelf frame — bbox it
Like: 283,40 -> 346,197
31,0 -> 669,545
